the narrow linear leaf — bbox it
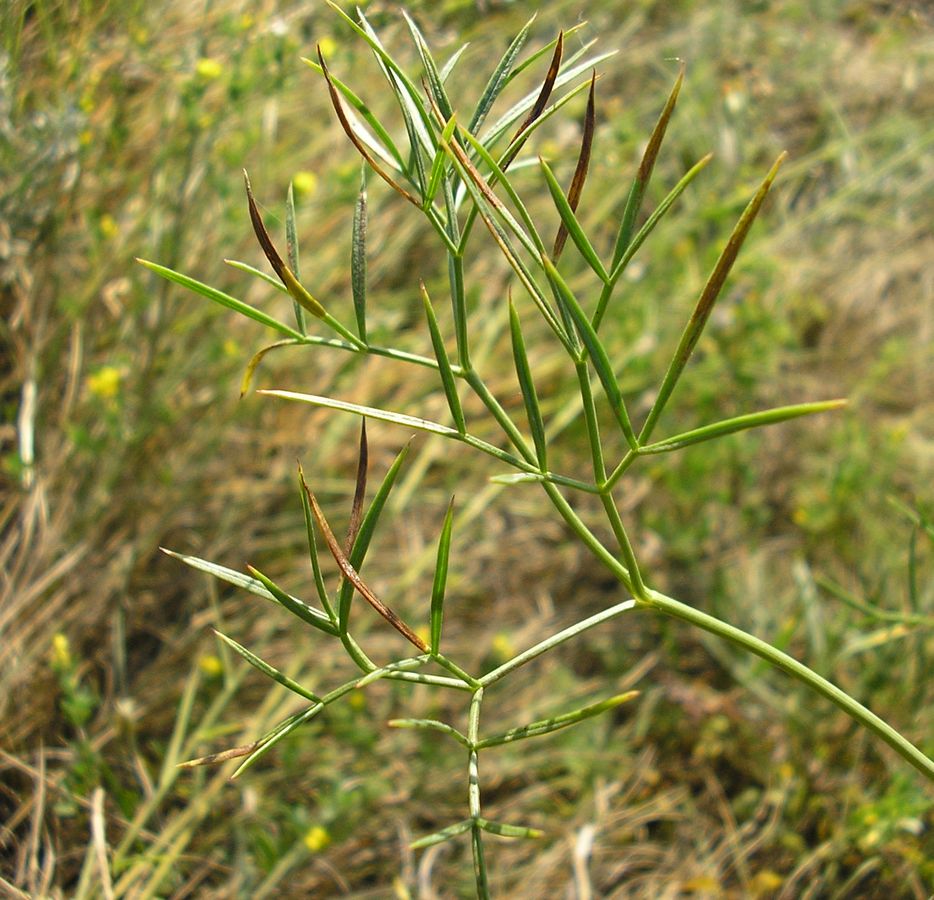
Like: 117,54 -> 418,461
440,42 -> 470,83
508,296 -> 547,468
161,548 -> 336,634
604,153 -> 713,294
247,565 -> 340,636
421,283 -> 466,434
345,420 -> 369,555
510,31 -> 563,149
424,116 -> 458,209
261,389 -> 457,437
411,819 -> 473,850
213,630 -> 322,703
244,171 -> 327,319
316,46 -> 421,207
611,63 -> 685,269
640,152 -> 788,442
302,480 -> 429,652
553,72 -> 596,260
240,340 -> 301,398
351,166 -> 368,342
388,717 -> 468,747
540,256 -> 638,449
640,400 -> 847,454
540,157 -> 607,282
297,464 -> 334,620
430,498 -> 456,654
468,14 -> 535,134
137,260 -> 303,339
355,656 -> 428,688
301,57 -> 405,171
224,259 -> 288,293
477,691 -> 638,749
504,23 -> 589,87
489,472 -> 544,486
177,742 -> 260,769
476,819 -> 544,839
285,181 -> 306,334
403,9 -> 454,122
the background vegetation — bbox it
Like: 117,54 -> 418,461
2,0 -> 931,896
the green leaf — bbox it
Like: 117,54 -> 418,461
476,819 -> 544,839
214,630 -> 322,703
160,548 -> 337,634
285,181 -> 306,334
508,297 -> 547,469
639,152 -> 788,442
411,819 -> 473,850
540,256 -> 638,449
351,166 -> 368,343
402,9 -> 454,122
640,400 -> 847,454
388,716 -> 468,747
430,498 -> 455,654
421,283 -> 466,434
137,260 -> 303,339
504,23 -> 590,88
610,64 -> 684,270
476,691 -> 637,748
298,464 -> 335,621
540,157 -> 607,282
300,57 -> 405,171
247,565 -> 340,636
440,43 -> 470,83
224,259 -> 288,293
424,116 -> 458,209
467,14 -> 536,134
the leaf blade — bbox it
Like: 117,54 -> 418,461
430,499 -> 456,654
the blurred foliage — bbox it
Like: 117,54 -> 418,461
1,0 -> 932,896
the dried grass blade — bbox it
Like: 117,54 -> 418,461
240,340 -> 300,398
317,46 -> 420,207
344,420 -> 369,555
639,152 -> 787,442
554,72 -> 596,260
303,481 -> 429,652
297,463 -> 334,619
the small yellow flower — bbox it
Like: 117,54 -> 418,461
198,655 -> 224,678
195,58 -> 223,81
491,632 -> 515,662
51,633 -> 72,671
238,13 -> 255,31
348,691 -> 367,711
99,214 -> 119,239
79,130 -> 94,147
317,37 -> 337,58
303,825 -> 331,852
292,170 -> 318,198
87,366 -> 123,400
222,338 -> 240,358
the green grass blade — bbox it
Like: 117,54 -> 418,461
476,691 -> 638,748
351,165 -> 368,342
411,819 -> 473,850
247,565 -> 340,636
639,152 -> 788,442
301,57 -> 405,171
213,631 -> 322,703
424,116 -> 458,209
430,498 -> 455,654
640,400 -> 847,454
137,260 -> 304,339
285,182 -> 306,334
610,64 -> 684,270
388,716 -> 468,748
421,283 -> 466,434
467,13 -> 536,134
508,297 -> 547,469
476,819 -> 544,840
540,157 -> 608,282
297,464 -> 335,621
540,256 -> 638,449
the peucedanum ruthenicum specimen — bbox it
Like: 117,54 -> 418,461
139,5 -> 934,896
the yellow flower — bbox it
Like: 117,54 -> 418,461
195,58 -> 223,81
303,825 -> 331,852
87,366 -> 122,400
99,214 -> 118,239
292,170 -> 318,198
318,37 -> 337,58
198,655 -> 224,678
51,633 -> 72,671
491,632 -> 515,662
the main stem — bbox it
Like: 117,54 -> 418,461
468,688 -> 490,899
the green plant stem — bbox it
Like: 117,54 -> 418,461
643,590 -> 934,780
604,446 -> 640,491
464,369 -> 537,466
433,652 -> 482,688
467,687 -> 490,899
